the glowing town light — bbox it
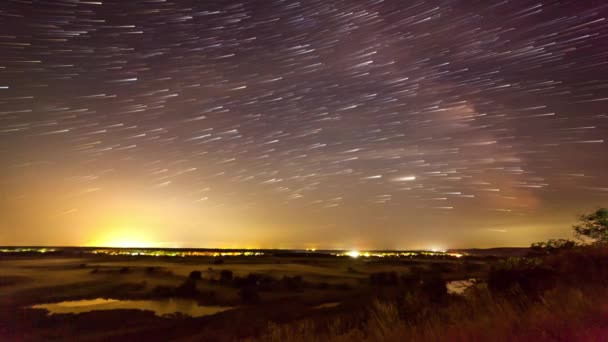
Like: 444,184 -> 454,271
347,250 -> 360,258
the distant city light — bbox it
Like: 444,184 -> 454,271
347,250 -> 360,258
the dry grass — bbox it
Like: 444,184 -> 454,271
255,247 -> 608,342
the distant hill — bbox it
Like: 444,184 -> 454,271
449,247 -> 531,257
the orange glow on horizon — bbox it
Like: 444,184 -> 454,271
87,228 -> 160,248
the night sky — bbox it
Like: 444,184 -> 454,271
1,0 -> 607,249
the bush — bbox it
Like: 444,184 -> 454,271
281,275 -> 304,291
239,286 -> 260,304
233,273 -> 256,288
317,282 -> 330,290
219,270 -> 233,284
189,270 -> 202,280
487,258 -> 556,298
369,272 -> 399,286
153,285 -> 174,297
175,278 -> 199,297
531,239 -> 577,254
419,276 -> 448,303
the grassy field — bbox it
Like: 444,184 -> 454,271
2,247 -> 605,341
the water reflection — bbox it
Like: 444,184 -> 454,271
447,279 -> 476,295
30,298 -> 233,317
313,302 -> 340,309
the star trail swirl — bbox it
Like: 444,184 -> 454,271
1,0 -> 607,249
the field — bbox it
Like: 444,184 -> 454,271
1,247 -> 607,341
0,248 -> 487,340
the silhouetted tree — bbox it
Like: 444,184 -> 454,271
573,208 -> 608,244
531,239 -> 577,254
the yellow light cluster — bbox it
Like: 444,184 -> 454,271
0,248 -> 56,253
334,250 -> 464,258
90,249 -> 265,257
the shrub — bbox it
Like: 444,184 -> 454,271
486,258 -> 557,298
531,239 -> 577,254
220,270 -> 233,284
369,271 -> 399,286
419,275 -> 448,303
153,285 -> 174,297
281,275 -> 304,291
239,286 -> 260,304
189,270 -> 202,280
175,278 -> 199,297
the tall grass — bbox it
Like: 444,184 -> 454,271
255,247 -> 608,341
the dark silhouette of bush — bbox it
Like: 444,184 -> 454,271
281,275 -> 304,291
545,246 -> 608,285
145,266 -> 157,274
531,239 -> 577,254
213,258 -> 224,265
419,275 -> 448,303
258,275 -> 279,291
189,270 -> 202,280
369,271 -> 399,286
335,283 -> 352,291
409,265 -> 425,278
430,262 -> 452,274
399,275 -> 420,291
462,261 -> 483,273
153,285 -> 174,297
239,286 -> 260,303
317,282 -> 330,289
175,278 -> 199,297
233,273 -> 261,288
487,259 -> 557,298
219,270 -> 233,284
119,267 -> 130,274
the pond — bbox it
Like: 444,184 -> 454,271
313,302 -> 340,309
29,298 -> 234,318
446,279 -> 476,295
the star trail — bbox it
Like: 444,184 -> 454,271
1,0 -> 607,249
